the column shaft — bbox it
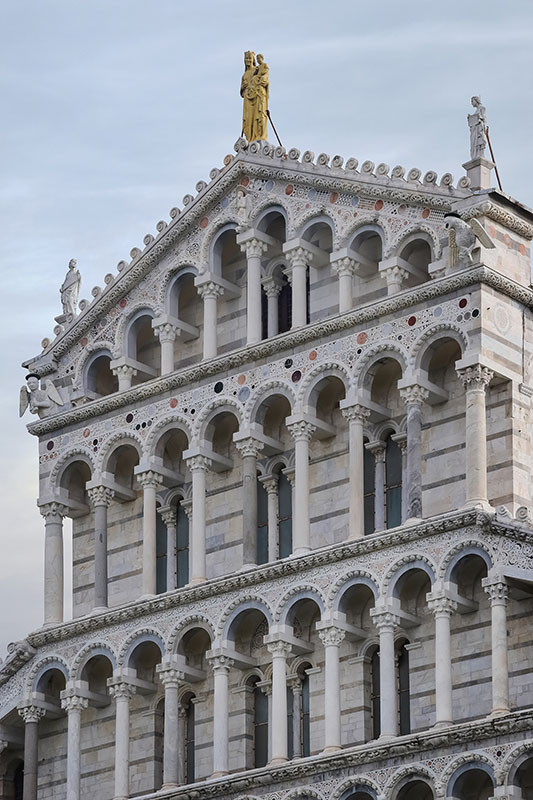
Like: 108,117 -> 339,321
108,683 -> 135,800
166,521 -> 176,591
61,695 -> 88,800
320,628 -> 345,753
211,657 -> 233,777
370,611 -> 400,739
268,642 -> 291,764
288,421 -> 315,555
267,292 -> 279,337
188,456 -> 211,584
156,667 -> 182,790
291,685 -> 302,758
484,580 -> 510,715
374,450 -> 386,532
343,407 -> 369,540
427,593 -> 456,728
291,263 -> 307,328
40,504 -> 66,625
201,291 -> 220,359
138,475 -> 160,597
19,709 -> 44,800
265,480 -> 279,561
242,453 -> 258,567
160,338 -> 175,375
400,387 -> 428,520
93,503 -> 108,608
459,366 -> 493,507
246,253 -> 263,344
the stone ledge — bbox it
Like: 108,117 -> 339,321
27,265 -> 533,437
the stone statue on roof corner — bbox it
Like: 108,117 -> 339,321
241,51 -> 269,142
468,96 -> 488,160
19,374 -> 64,419
59,258 -> 81,319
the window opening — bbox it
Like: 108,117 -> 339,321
278,472 -> 293,558
257,477 -> 269,564
385,435 -> 402,528
176,502 -> 189,588
364,446 -> 375,535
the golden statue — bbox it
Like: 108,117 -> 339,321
240,51 -> 269,142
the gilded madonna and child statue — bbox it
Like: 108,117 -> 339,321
240,51 -> 269,142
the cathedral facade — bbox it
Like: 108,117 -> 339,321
2,124 -> 533,800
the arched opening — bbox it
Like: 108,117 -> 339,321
513,754 -> 533,798
342,790 -> 376,800
81,653 -> 114,696
127,639 -> 164,792
287,659 -> 312,758
106,443 -> 140,492
182,691 -> 196,784
36,667 -> 66,707
1,759 -> 25,800
85,352 -> 118,397
154,428 -> 189,593
126,312 -> 160,383
385,432 -> 403,529
449,766 -> 494,800
59,459 -> 92,515
398,237 -> 432,286
302,219 -> 333,323
212,228 -> 241,281
247,675 -> 269,768
396,779 -> 434,800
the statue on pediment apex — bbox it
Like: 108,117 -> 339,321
60,258 -> 81,318
468,96 -> 488,160
241,51 -> 269,142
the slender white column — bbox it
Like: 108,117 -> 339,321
209,655 -> 233,777
483,578 -> 510,715
287,420 -> 316,555
198,282 -> 224,360
261,476 -> 279,561
186,455 -> 211,584
18,705 -> 46,800
156,663 -> 184,789
331,256 -> 356,313
399,385 -> 429,520
457,365 -> 493,508
153,322 -> 178,375
61,692 -> 89,800
288,677 -> 302,758
87,486 -> 114,610
263,278 -> 282,337
366,443 -> 386,531
285,247 -> 311,328
39,502 -> 68,625
393,435 -> 408,523
427,592 -> 457,727
342,404 -> 370,539
158,506 -> 177,592
137,471 -> 162,597
267,641 -> 292,764
319,626 -> 346,753
112,364 -> 137,391
264,683 -> 273,762
108,680 -> 136,800
240,238 -> 268,344
370,608 -> 400,739
235,438 -> 264,568
381,265 -> 409,295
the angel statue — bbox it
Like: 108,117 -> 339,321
467,96 -> 488,160
444,212 -> 495,267
20,374 -> 64,419
60,258 -> 81,318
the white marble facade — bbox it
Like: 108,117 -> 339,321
3,137 -> 533,800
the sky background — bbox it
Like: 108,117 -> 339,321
1,0 -> 533,658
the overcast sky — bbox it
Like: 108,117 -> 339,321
1,0 -> 532,658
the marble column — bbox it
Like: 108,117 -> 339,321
18,705 -> 45,800
186,455 -> 211,584
382,265 -> 409,295
366,443 -> 386,532
198,282 -> 224,360
240,238 -> 268,345
108,680 -> 136,800
370,608 -> 400,739
319,626 -> 346,753
61,692 -> 89,800
39,502 -> 68,625
235,438 -> 264,568
342,405 -> 370,540
393,436 -> 408,523
267,641 -> 292,764
112,364 -> 137,391
261,476 -> 279,561
285,248 -> 311,328
331,256 -> 356,313
87,486 -> 114,610
156,664 -> 184,789
399,385 -> 429,520
154,322 -> 178,375
427,593 -> 457,727
158,505 -> 177,592
209,655 -> 233,777
483,578 -> 510,715
287,420 -> 316,555
137,471 -> 162,597
288,677 -> 303,758
458,365 -> 493,508
262,278 -> 282,337
178,706 -> 187,784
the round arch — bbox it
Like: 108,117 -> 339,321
195,397 -> 243,440
50,449 -> 95,493
245,381 -> 296,427
383,556 -> 437,598
71,642 -> 117,681
145,416 -> 192,459
97,432 -> 143,473
119,628 -> 166,667
274,586 -> 326,625
167,615 -> 215,654
217,595 -> 274,641
298,362 -> 351,410
440,541 -> 493,582
355,346 -> 408,392
29,656 -> 69,694
411,325 -> 468,372
329,570 -> 379,612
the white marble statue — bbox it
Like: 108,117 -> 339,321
19,374 -> 64,419
468,96 -> 488,160
444,212 -> 495,267
60,258 -> 81,317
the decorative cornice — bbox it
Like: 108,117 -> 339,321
461,199 -> 533,239
26,265 -> 533,437
19,509 -> 532,651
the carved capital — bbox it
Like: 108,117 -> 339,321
482,577 -> 508,604
108,680 -> 136,700
260,476 -> 279,495
266,640 -> 292,658
87,485 -> 114,507
235,437 -> 264,459
457,364 -> 493,390
197,281 -> 224,300
240,237 -> 268,259
426,593 -> 458,617
262,276 -> 283,297
287,419 -> 316,442
112,364 -> 137,380
341,403 -> 371,423
331,256 -> 357,278
382,265 -> 409,285
399,385 -> 429,406
370,608 -> 401,631
208,654 -> 234,674
136,470 -> 163,490
181,498 -> 193,521
153,322 -> 178,343
60,693 -> 88,713
0,741 -> 8,755
39,501 -> 68,523
18,705 -> 46,724
156,664 -> 185,688
157,505 -> 177,526
366,440 -> 386,462
186,454 -> 212,473
284,247 -> 313,268
318,626 -> 346,648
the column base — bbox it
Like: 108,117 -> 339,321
490,707 -> 511,717
92,605 -> 108,613
321,745 -> 342,755
461,499 -> 493,512
291,547 -> 311,557
239,563 -> 256,572
403,515 -> 422,527
140,593 -> 156,601
187,576 -> 207,586
161,782 -> 179,790
433,720 -> 453,730
269,756 -> 289,766
210,770 -> 229,779
378,733 -> 396,742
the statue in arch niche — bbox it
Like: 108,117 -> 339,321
241,51 -> 269,142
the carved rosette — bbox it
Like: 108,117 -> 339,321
235,437 -> 264,459
399,385 -> 430,406
18,705 -> 46,724
197,281 -> 225,301
318,626 -> 346,648
39,502 -> 68,523
185,454 -> 212,473
87,485 -> 114,508
457,364 -> 494,391
287,420 -> 316,442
